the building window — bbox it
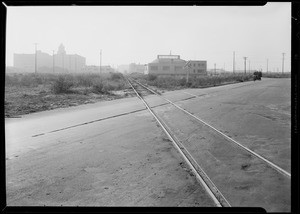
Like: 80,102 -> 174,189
193,64 -> 196,67
162,66 -> 170,71
193,69 -> 196,73
175,66 -> 182,71
198,63 -> 201,66
198,69 -> 201,73
150,66 -> 158,71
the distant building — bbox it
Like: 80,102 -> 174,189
117,64 -> 129,74
54,44 -> 86,73
128,63 -> 146,74
117,63 -> 145,74
148,55 -> 186,75
101,65 -> 115,73
184,60 -> 207,75
148,55 -> 207,76
13,44 -> 86,73
83,65 -> 115,73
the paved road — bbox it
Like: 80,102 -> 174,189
6,78 -> 290,210
144,78 -> 290,211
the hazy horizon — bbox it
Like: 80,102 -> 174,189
6,3 -> 291,72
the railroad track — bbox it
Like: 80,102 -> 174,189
127,78 -> 229,207
127,77 -> 290,211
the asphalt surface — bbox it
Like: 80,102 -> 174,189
6,78 -> 291,210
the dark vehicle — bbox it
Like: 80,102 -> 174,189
253,71 -> 262,81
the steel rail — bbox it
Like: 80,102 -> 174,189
127,79 -> 230,207
131,78 -> 291,178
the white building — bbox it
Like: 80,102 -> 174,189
13,44 -> 86,73
148,55 -> 207,76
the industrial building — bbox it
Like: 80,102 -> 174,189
83,65 -> 115,73
117,63 -> 145,74
128,63 -> 146,74
148,55 -> 207,76
13,44 -> 86,73
184,60 -> 207,75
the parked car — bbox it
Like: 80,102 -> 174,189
253,71 -> 262,81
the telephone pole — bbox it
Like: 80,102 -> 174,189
100,50 -> 102,75
186,61 -> 191,84
52,50 -> 55,73
34,43 -> 38,73
214,63 -> 216,75
248,60 -> 250,73
266,58 -> 268,73
282,53 -> 285,74
233,51 -> 235,73
243,57 -> 247,74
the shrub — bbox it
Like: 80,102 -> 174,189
262,72 -> 291,78
76,74 -> 94,87
110,72 -> 123,80
19,74 -> 35,87
92,79 -> 106,94
5,74 -> 15,86
179,78 -> 187,86
148,74 -> 157,81
143,73 -> 255,89
51,76 -> 74,94
103,82 -> 115,92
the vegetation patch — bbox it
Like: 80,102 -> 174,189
262,72 -> 291,78
5,72 -> 132,117
134,73 -> 254,91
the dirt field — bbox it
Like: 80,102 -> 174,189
5,85 -> 135,118
5,72 -> 137,118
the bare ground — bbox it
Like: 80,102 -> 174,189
5,85 -> 136,118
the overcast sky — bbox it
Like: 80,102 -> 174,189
6,3 -> 291,72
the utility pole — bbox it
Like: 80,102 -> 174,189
282,53 -> 285,74
233,51 -> 235,73
266,58 -> 268,73
243,57 -> 247,74
100,50 -> 102,75
34,43 -> 38,73
52,50 -> 55,73
248,60 -> 250,73
214,63 -> 216,75
186,61 -> 190,84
